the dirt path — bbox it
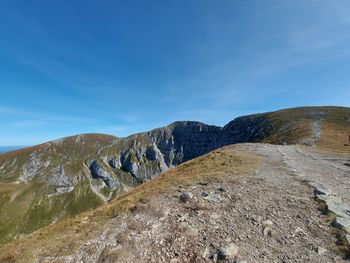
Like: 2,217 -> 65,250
277,145 -> 350,206
277,144 -> 350,246
37,144 -> 348,263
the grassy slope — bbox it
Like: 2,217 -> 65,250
0,132 -> 165,245
0,134 -> 117,244
0,106 -> 349,248
238,106 -> 350,152
315,107 -> 350,153
274,107 -> 350,149
0,145 -> 260,262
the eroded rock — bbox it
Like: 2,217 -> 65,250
20,154 -> 47,183
49,165 -> 71,186
88,160 -> 119,189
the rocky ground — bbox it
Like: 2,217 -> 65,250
1,106 -> 349,246
35,143 -> 350,263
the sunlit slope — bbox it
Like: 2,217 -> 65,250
0,134 -> 119,244
223,106 -> 350,152
0,106 -> 348,245
0,145 -> 260,262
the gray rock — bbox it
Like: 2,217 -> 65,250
103,156 -> 122,169
217,243 -> 239,260
179,192 -> 193,203
88,160 -> 119,189
262,219 -> 273,228
91,116 -> 312,188
21,154 -> 44,183
149,121 -> 222,167
48,165 -> 72,187
317,246 -> 327,255
310,182 -> 350,234
203,193 -> 222,202
116,143 -> 169,183
293,227 -> 305,236
55,186 -> 74,194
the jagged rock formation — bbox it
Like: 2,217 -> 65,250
2,143 -> 350,262
20,153 -> 49,183
48,165 -> 74,194
148,121 -> 223,166
87,160 -> 119,189
0,106 -> 349,244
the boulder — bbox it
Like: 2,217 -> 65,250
217,243 -> 239,260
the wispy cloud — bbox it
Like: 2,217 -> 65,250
167,2 -> 350,110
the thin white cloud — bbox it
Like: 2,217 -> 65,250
168,1 -> 350,109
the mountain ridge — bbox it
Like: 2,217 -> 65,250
0,106 -> 349,244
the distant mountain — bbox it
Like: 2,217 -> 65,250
0,106 -> 349,244
0,146 -> 24,154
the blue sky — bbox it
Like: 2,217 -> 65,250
1,0 -> 350,146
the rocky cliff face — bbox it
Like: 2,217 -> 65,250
82,106 -> 350,190
0,106 -> 349,244
148,121 -> 223,166
0,107 -> 341,199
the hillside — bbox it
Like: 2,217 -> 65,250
0,106 -> 349,245
1,143 -> 350,262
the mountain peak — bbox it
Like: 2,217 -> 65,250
0,106 -> 349,248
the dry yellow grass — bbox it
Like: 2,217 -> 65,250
1,106 -> 349,262
316,121 -> 350,154
0,145 -> 260,263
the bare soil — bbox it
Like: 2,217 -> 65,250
31,143 -> 350,263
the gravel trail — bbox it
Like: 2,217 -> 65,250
37,143 -> 349,263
